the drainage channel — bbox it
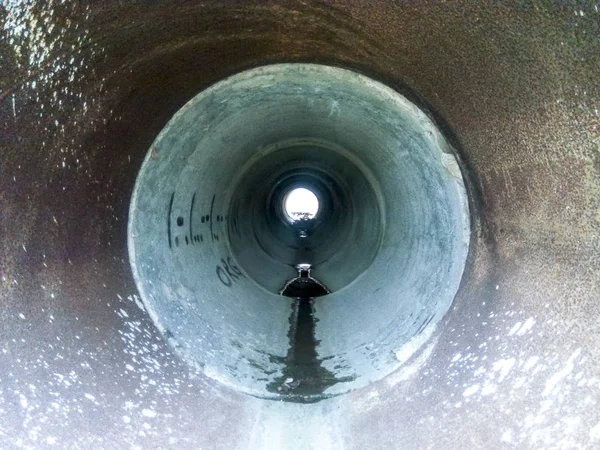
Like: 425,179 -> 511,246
127,64 -> 470,401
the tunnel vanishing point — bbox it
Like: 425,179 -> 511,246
1,2 -> 600,449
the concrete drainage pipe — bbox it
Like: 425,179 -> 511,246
1,2 -> 599,449
128,64 -> 469,401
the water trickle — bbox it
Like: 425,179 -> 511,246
268,298 -> 354,403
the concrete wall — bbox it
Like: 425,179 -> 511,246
1,1 -> 599,448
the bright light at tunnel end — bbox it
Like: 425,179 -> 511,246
284,187 -> 319,221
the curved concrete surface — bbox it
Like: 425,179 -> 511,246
1,1 -> 599,449
128,64 -> 469,400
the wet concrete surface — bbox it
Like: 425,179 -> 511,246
1,1 -> 599,449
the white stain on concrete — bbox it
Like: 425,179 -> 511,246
516,317 -> 536,336
141,408 -> 156,418
463,384 -> 480,397
543,348 -> 581,396
493,358 -> 516,383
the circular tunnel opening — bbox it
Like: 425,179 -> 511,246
128,64 -> 470,402
228,135 -> 384,296
283,188 -> 319,222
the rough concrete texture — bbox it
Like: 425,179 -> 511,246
1,1 -> 599,449
128,63 -> 469,399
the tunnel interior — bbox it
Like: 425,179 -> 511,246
128,63 -> 469,400
1,1 -> 599,448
